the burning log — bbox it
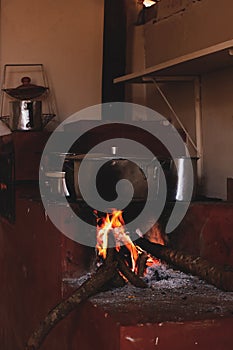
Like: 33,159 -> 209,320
100,248 -> 126,289
109,270 -> 126,288
136,250 -> 148,277
25,212 -> 164,349
135,237 -> 233,292
25,256 -> 118,350
25,245 -> 147,350
115,251 -> 147,288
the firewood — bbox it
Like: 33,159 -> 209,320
136,251 -> 148,277
135,237 -> 233,292
25,258 -> 118,350
25,245 -> 148,350
115,252 -> 147,288
110,270 -> 127,288
100,269 -> 126,290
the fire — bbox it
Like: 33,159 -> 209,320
96,209 -> 165,274
96,209 -> 138,271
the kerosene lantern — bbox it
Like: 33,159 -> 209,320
0,64 -> 55,131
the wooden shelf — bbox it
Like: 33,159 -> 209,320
114,39 -> 233,84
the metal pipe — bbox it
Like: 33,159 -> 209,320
194,76 -> 203,183
147,77 -> 199,155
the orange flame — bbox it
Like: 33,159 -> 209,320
96,209 -> 138,271
96,209 -> 165,274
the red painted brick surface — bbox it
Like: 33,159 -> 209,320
1,191 -> 233,349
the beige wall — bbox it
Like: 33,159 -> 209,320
146,81 -> 196,149
125,25 -> 147,111
124,0 -> 147,109
125,0 -> 233,199
145,0 -> 233,67
202,67 -> 233,199
0,0 -> 104,122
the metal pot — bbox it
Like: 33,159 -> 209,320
65,154 -> 198,203
0,100 -> 55,131
44,171 -> 70,197
165,157 -> 199,201
68,154 -> 161,202
10,100 -> 42,130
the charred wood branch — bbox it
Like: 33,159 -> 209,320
109,270 -> 127,288
100,269 -> 126,290
136,251 -> 148,277
25,259 -> 118,350
25,245 -> 148,350
135,238 -> 233,292
115,252 -> 147,288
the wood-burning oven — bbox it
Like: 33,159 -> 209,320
1,120 -> 233,350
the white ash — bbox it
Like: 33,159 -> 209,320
90,263 -> 233,323
63,262 -> 233,322
64,261 -> 233,298
62,273 -> 91,286
144,263 -> 198,289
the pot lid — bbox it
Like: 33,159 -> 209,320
3,86 -> 48,100
66,153 -> 154,161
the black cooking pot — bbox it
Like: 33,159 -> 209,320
65,154 -> 160,202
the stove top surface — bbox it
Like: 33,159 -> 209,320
65,264 -> 233,325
